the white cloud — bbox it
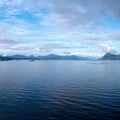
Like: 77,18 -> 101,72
0,0 -> 120,56
99,44 -> 117,54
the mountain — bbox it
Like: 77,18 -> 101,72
7,54 -> 27,59
101,52 -> 120,60
0,54 -> 92,61
0,55 -> 12,60
41,54 -> 80,60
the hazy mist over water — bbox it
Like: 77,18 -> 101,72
0,61 -> 120,120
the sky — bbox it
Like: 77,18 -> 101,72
0,0 -> 120,57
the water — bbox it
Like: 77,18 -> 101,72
0,60 -> 120,120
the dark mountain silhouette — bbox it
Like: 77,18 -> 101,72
0,54 -> 93,61
101,52 -> 120,60
7,54 -> 27,59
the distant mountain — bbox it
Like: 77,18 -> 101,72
7,54 -> 27,59
0,55 -> 12,60
41,54 -> 80,60
101,52 -> 120,60
0,54 -> 92,61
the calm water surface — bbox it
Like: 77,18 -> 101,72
0,60 -> 120,120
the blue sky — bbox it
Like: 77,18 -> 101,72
0,0 -> 120,57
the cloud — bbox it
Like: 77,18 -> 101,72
1,0 -> 120,25
62,51 -> 71,55
99,44 -> 117,54
0,0 -> 120,56
48,0 -> 120,26
0,38 -> 21,45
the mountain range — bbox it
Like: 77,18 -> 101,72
0,54 -> 94,61
0,53 -> 120,61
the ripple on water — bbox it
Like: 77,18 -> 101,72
0,61 -> 120,120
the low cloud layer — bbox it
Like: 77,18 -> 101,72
99,44 -> 117,54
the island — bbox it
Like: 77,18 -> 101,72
101,52 -> 120,60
